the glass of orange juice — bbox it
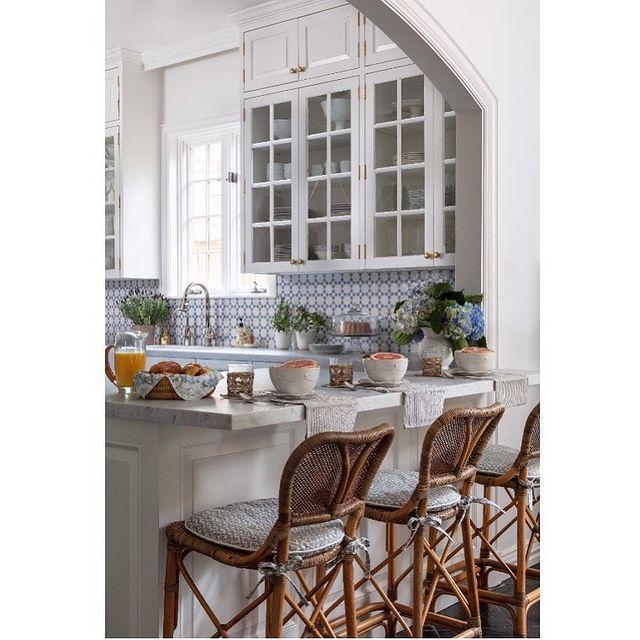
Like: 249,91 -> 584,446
105,331 -> 147,393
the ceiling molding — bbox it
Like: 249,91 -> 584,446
141,27 -> 240,71
105,47 -> 143,69
229,0 -> 346,29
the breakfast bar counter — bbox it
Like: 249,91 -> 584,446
106,368 -> 540,638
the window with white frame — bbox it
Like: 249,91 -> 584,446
163,118 -> 275,297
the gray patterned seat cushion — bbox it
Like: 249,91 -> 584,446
185,498 -> 344,556
366,469 -> 460,510
477,444 -> 540,479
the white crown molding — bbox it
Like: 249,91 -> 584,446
105,47 -> 143,69
161,112 -> 240,136
142,27 -> 239,71
230,0 -> 346,29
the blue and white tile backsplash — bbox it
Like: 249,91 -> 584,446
105,268 -> 455,354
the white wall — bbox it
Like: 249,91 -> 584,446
163,50 -> 241,125
421,0 -> 540,370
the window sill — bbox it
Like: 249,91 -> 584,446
166,291 -> 276,300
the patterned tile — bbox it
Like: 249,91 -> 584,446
105,268 -> 455,351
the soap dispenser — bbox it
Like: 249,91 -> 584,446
235,318 -> 255,347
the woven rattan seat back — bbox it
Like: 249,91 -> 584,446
414,403 -> 505,498
514,403 -> 540,472
278,424 -> 395,529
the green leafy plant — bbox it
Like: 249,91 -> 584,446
271,298 -> 292,332
392,282 -> 485,351
293,306 -> 325,333
120,290 -> 170,326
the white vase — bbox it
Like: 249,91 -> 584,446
417,327 -> 453,368
274,330 -> 292,350
295,330 -> 315,350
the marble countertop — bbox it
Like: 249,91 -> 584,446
106,368 -> 540,432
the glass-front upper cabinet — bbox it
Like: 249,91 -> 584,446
299,77 -> 361,271
105,126 -> 120,275
434,96 -> 456,266
365,64 -> 455,268
244,90 -> 299,273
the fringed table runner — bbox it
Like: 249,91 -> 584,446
453,371 -> 529,407
301,391 -> 359,437
397,381 -> 446,430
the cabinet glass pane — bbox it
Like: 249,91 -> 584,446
375,80 -> 397,123
401,214 -> 424,256
105,204 -> 115,236
273,143 -> 291,180
308,95 -> 328,135
189,182 -> 206,218
330,177 -> 351,216
105,136 -> 115,169
253,227 -> 270,262
330,91 -> 351,131
400,122 -> 424,165
376,173 -> 397,213
400,76 -> 424,119
445,115 -> 456,160
189,218 -> 207,254
105,170 -> 116,205
273,225 -> 292,262
445,210 -> 455,254
105,239 -> 115,270
330,134 -> 350,174
252,186 -> 270,223
252,106 -> 270,143
273,102 -> 292,140
375,218 -> 397,257
308,180 -> 327,218
189,145 -> 207,181
445,164 -> 456,206
253,147 -> 269,184
375,127 -> 396,169
308,137 -> 327,177
401,167 -> 425,211
331,221 -> 351,259
273,184 -> 291,221
308,223 -> 327,261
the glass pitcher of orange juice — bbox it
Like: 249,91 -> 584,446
105,331 -> 147,393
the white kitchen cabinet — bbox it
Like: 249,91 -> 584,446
242,5 -> 359,93
104,49 -> 162,279
243,20 -> 299,93
244,89 -> 300,272
364,18 -> 408,66
364,64 -> 455,269
299,77 -> 362,271
105,68 -> 120,123
298,5 -> 359,80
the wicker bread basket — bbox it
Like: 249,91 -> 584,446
142,376 -> 216,400
133,370 -> 223,401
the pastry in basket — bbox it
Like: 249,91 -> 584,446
150,360 -> 183,374
182,363 -> 202,376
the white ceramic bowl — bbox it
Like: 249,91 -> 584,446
454,349 -> 496,374
269,364 -> 320,396
362,355 -> 408,384
320,98 -> 350,130
273,119 -> 291,139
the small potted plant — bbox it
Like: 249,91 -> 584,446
293,306 -> 325,350
120,289 -> 170,345
271,298 -> 293,350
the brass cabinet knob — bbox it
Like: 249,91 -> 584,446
289,259 -> 297,265
297,65 -> 306,73
297,258 -> 305,265
289,67 -> 298,74
424,252 -> 433,259
433,251 -> 442,259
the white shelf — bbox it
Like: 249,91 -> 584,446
400,209 -> 425,215
400,162 -> 426,171
373,210 -> 399,218
252,179 -> 292,188
444,158 -> 456,165
374,166 -> 397,174
374,115 -> 425,129
307,128 -> 351,140
444,110 -> 456,118
443,205 -> 456,212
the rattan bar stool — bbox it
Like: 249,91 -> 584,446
162,424 -> 395,638
325,404 -> 505,638
435,403 -> 540,637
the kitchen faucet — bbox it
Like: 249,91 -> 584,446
178,282 -> 216,346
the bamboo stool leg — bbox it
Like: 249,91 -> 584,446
342,554 -> 358,638
478,485 -> 492,590
515,484 -> 529,638
163,544 -> 181,638
266,575 -> 287,638
412,526 -> 425,638
386,522 -> 397,638
462,513 -> 481,634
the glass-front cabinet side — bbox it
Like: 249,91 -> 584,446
434,95 -> 456,266
105,126 -> 120,276
299,77 -> 361,271
244,90 -> 299,273
365,66 -> 435,268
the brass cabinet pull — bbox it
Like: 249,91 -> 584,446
297,65 -> 306,73
289,259 -> 297,265
297,258 -> 305,265
433,251 -> 442,259
289,67 -> 298,74
424,252 -> 433,259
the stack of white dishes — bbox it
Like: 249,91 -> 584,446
393,151 -> 424,165
267,162 -> 285,181
274,244 -> 291,261
273,206 -> 291,221
408,188 -> 425,209
331,203 -> 351,215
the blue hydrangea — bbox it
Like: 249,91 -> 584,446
468,304 -> 485,341
442,303 -> 472,341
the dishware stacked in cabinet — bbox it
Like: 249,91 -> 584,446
237,0 -> 456,274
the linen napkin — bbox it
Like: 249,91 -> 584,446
487,372 -> 529,407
